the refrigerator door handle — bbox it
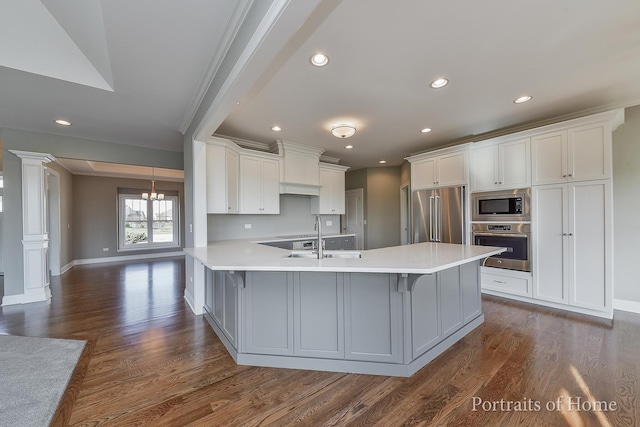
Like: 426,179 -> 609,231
435,195 -> 440,242
429,196 -> 435,242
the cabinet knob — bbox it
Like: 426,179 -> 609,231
494,182 -> 498,185
568,173 -> 573,177
499,181 -> 502,184
562,174 -> 567,178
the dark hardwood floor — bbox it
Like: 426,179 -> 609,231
0,258 -> 638,426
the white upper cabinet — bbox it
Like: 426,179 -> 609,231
206,138 -> 239,214
532,120 -> 612,185
407,146 -> 469,190
276,140 -> 324,196
470,138 -> 530,192
239,153 -> 280,214
311,163 -> 349,214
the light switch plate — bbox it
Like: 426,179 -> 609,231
244,224 -> 252,229
326,220 -> 332,226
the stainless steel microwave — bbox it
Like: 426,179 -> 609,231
472,188 -> 530,222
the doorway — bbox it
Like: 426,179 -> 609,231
400,183 -> 410,245
343,188 -> 364,250
47,169 -> 62,276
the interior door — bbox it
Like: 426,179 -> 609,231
343,188 -> 364,250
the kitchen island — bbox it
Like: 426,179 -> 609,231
184,240 -> 504,377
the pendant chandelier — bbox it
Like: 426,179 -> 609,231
142,167 -> 164,200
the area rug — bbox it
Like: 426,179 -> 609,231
0,334 -> 87,427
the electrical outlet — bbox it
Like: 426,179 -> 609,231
244,223 -> 252,229
326,220 -> 332,226
189,224 -> 193,233
102,247 -> 109,252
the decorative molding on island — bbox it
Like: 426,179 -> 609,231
184,239 -> 504,377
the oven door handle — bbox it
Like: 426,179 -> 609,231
473,232 -> 529,239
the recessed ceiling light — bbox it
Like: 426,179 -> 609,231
54,119 -> 72,126
271,126 -> 282,131
345,145 -> 354,149
514,95 -> 532,104
310,52 -> 329,67
430,78 -> 449,89
379,160 -> 387,164
421,128 -> 432,133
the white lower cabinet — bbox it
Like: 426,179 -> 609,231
532,180 -> 612,314
481,267 -> 532,298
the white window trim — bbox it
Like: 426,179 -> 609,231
118,193 -> 180,252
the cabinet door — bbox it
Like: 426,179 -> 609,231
437,151 -> 468,187
411,158 -> 437,190
531,131 -> 568,185
344,273 -> 402,363
330,170 -> 345,214
411,274 -> 440,358
532,184 -> 568,303
260,158 -> 280,214
460,261 -> 482,323
317,167 -> 333,213
243,272 -> 293,355
568,181 -> 610,312
239,155 -> 261,213
439,267 -> 463,338
568,122 -> 611,182
226,149 -> 239,213
294,272 -> 344,359
470,145 -> 498,192
500,138 -> 531,189
222,273 -> 238,348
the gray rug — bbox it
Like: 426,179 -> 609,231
0,335 -> 86,427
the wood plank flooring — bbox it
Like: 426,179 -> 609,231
0,258 -> 638,426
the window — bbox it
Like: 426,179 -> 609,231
118,193 -> 179,250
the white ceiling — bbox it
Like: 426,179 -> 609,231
2,0 -> 640,171
56,158 -> 184,182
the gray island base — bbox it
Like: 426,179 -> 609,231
184,240 -> 505,377
203,260 -> 485,377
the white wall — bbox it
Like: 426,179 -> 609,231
612,105 -> 640,304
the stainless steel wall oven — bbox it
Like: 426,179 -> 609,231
471,223 -> 531,272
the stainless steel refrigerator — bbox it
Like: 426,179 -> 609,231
412,186 -> 465,244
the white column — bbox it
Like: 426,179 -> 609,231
6,150 -> 56,305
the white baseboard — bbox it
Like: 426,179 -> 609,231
613,298 -> 640,314
184,288 -> 197,314
2,287 -> 51,306
73,251 -> 184,266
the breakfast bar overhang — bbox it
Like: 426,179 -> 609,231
184,241 -> 505,377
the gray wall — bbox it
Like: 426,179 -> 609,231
72,175 -> 185,260
48,161 -> 74,269
0,127 -> 183,298
346,167 -> 401,250
208,194 -> 340,241
613,105 -> 640,303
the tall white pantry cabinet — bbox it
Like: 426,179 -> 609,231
530,111 -> 621,318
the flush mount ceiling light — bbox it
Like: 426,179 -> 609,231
514,95 -> 533,104
430,78 -> 449,89
421,127 -> 432,133
54,119 -> 72,126
331,124 -> 356,139
310,52 -> 329,67
271,125 -> 282,131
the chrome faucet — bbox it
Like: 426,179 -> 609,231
314,214 -> 323,259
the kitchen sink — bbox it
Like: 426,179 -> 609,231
285,250 -> 362,259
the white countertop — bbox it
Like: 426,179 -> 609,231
184,239 -> 506,274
